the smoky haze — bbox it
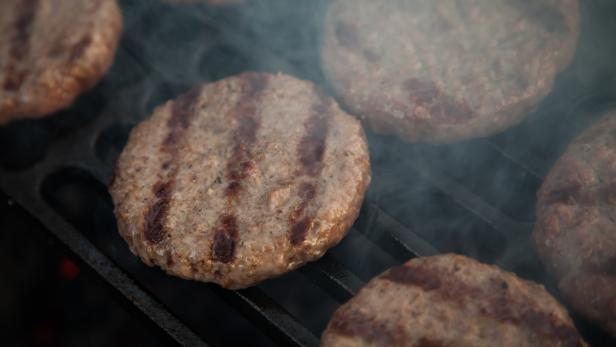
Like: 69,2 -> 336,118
2,0 -> 615,345
102,0 -> 616,343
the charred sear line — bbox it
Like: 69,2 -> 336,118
223,74 -> 267,199
211,214 -> 239,263
298,93 -> 330,176
542,181 -> 616,206
143,88 -> 202,244
335,21 -> 359,50
403,78 -> 472,123
383,264 -> 583,346
162,86 -> 203,149
69,36 -> 92,62
329,307 -> 407,346
3,0 -> 39,90
144,181 -> 174,244
288,92 -> 330,245
415,337 -> 448,347
211,73 -> 268,263
288,183 -> 317,245
506,0 -> 568,33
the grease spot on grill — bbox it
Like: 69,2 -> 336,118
211,214 -> 239,263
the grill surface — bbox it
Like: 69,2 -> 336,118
2,0 -> 616,346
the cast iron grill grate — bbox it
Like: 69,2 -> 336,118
1,0 -> 616,346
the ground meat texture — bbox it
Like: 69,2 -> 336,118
109,72 -> 371,289
534,111 -> 616,338
321,254 -> 587,347
0,0 -> 122,125
321,0 -> 579,143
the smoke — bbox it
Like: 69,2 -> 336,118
16,0 -> 616,344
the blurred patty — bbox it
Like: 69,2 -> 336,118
0,0 -> 122,124
321,0 -> 579,143
534,112 -> 616,337
322,254 -> 587,347
110,72 -> 370,289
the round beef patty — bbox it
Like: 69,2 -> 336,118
321,0 -> 579,143
321,254 -> 587,347
0,0 -> 122,124
534,112 -> 616,337
110,72 -> 371,289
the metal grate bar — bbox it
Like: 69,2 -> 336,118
46,160 -> 327,346
0,174 -> 208,347
210,286 -> 320,347
401,155 -> 532,241
356,201 -> 439,260
299,253 -> 364,302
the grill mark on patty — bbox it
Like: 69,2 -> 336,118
506,0 -> 568,33
382,263 -> 583,346
211,73 -> 268,263
335,21 -> 381,63
289,183 -> 317,245
329,307 -> 407,346
143,87 -> 203,244
288,90 -> 330,245
594,255 -> 616,276
144,181 -> 173,243
298,91 -> 330,176
69,36 -> 93,62
415,338 -> 448,347
403,78 -> 473,123
162,86 -> 203,148
211,214 -> 239,263
542,181 -> 616,206
3,0 -> 39,90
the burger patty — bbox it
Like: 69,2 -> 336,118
321,254 -> 587,347
534,112 -> 616,337
0,0 -> 122,125
109,72 -> 371,289
321,0 -> 579,143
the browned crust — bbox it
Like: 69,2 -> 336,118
533,112 -> 616,337
0,0 -> 123,124
321,0 -> 580,144
110,72 -> 371,289
321,254 -> 587,347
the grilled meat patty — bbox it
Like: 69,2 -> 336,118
0,0 -> 122,125
321,0 -> 579,143
321,254 -> 587,347
534,112 -> 616,337
110,72 -> 371,289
